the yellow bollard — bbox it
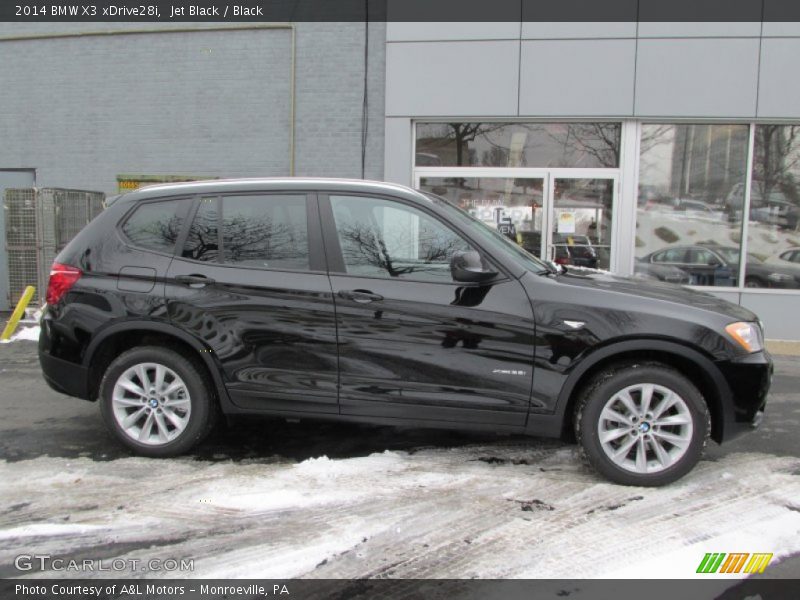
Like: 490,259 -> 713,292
1,286 -> 36,341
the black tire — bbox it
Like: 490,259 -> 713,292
99,346 -> 217,457
744,276 -> 765,288
575,362 -> 710,487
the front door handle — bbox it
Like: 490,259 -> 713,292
338,289 -> 383,303
175,274 -> 215,288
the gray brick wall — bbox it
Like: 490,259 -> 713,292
0,22 -> 385,195
295,22 -> 385,180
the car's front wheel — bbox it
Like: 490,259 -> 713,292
99,346 -> 216,457
575,363 -> 709,486
744,276 -> 765,288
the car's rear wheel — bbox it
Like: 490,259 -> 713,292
99,346 -> 216,457
575,363 -> 709,486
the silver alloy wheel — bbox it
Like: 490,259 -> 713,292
597,383 -> 694,474
111,362 -> 191,446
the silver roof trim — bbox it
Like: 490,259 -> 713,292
134,177 -> 415,195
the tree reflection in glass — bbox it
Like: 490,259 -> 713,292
332,196 -> 471,281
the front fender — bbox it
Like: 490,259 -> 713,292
550,338 -> 735,443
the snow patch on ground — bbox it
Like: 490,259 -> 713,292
0,325 -> 40,343
0,523 -> 107,540
0,448 -> 798,579
294,450 -> 408,477
604,509 -> 800,579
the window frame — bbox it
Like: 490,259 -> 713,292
175,191 -> 326,274
318,191 -> 512,285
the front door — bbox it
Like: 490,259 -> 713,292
319,192 -> 536,426
166,192 -> 339,413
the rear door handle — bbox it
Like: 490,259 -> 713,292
175,274 -> 215,288
338,289 -> 383,303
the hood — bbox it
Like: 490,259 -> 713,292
555,267 -> 757,322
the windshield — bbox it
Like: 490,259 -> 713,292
422,192 -> 550,275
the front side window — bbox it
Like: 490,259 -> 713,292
122,198 -> 188,253
181,195 -> 310,271
330,195 -> 473,281
687,248 -> 716,266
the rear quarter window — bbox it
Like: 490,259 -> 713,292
121,198 -> 189,254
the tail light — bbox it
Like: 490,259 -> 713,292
46,263 -> 82,305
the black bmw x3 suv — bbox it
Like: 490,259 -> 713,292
39,179 -> 772,486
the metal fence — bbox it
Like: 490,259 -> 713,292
4,188 -> 105,306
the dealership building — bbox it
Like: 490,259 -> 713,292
1,19 -> 800,338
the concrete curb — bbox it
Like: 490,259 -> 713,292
766,340 -> 800,357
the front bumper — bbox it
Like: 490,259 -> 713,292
715,350 -> 772,442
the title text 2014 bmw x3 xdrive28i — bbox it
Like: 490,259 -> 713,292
39,179 -> 772,486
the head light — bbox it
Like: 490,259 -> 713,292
725,321 -> 764,353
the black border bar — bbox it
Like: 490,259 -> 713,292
3,578 -> 800,600
3,0 -> 800,23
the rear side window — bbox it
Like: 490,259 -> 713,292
222,195 -> 309,269
181,194 -> 310,271
121,199 -> 188,253
652,248 -> 687,263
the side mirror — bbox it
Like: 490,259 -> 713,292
707,258 -> 722,267
450,250 -> 498,283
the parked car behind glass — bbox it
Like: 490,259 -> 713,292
641,244 -> 800,288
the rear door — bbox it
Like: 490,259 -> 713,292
166,192 -> 339,413
319,192 -> 536,426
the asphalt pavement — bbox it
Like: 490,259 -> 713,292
1,341 -> 798,463
0,340 -> 798,581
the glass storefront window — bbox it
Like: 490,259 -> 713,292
551,178 -> 614,270
418,176 -> 546,256
419,176 -> 617,270
416,123 -> 621,169
743,125 -> 800,289
635,124 -> 749,287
